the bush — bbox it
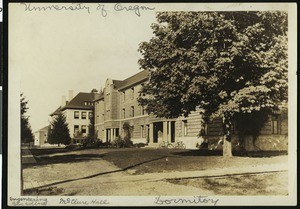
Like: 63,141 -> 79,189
65,144 -> 83,150
196,141 -> 208,150
112,136 -> 124,148
83,137 -> 104,148
112,136 -> 133,148
134,143 -> 147,148
123,137 -> 133,148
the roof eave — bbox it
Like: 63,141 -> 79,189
61,106 -> 94,111
118,77 -> 148,91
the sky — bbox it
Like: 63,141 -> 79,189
9,3 -> 157,132
8,3 -> 295,133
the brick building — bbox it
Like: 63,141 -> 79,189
203,103 -> 288,151
94,70 -> 288,150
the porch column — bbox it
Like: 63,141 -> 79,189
113,128 -> 116,140
163,121 -> 168,142
149,123 -> 154,143
110,128 -> 114,142
168,121 -> 172,142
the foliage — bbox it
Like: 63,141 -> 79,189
112,135 -> 133,148
87,112 -> 95,139
138,11 -> 288,156
123,122 -> 133,141
20,93 -> 34,143
112,136 -> 125,148
47,112 -> 71,146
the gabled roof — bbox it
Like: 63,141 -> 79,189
61,92 -> 99,111
117,70 -> 149,91
113,80 -> 125,89
94,91 -> 104,102
34,125 -> 50,133
49,106 -> 61,117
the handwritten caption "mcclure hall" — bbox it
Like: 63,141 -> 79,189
20,3 -> 155,17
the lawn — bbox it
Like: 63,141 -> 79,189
100,148 -> 287,174
28,147 -> 287,175
167,171 -> 288,195
24,147 -> 288,196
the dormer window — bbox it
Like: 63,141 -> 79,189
84,101 -> 93,106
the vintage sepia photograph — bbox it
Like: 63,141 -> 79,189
6,2 -> 297,207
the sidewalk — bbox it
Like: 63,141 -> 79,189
21,147 -> 36,164
23,159 -> 287,191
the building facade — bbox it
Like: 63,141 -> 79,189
50,90 -> 99,144
203,104 -> 288,151
94,70 -> 206,149
34,125 -> 49,146
94,70 -> 288,150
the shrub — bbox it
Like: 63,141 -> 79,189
112,136 -> 133,148
112,136 -> 125,148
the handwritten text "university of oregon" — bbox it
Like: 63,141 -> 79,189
20,3 -> 155,17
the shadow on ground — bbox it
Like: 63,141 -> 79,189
173,149 -> 287,158
173,149 -> 223,156
22,154 -> 105,169
26,148 -> 75,156
23,155 -> 168,194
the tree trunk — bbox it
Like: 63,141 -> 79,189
223,136 -> 232,157
222,114 -> 233,157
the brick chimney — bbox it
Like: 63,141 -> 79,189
68,90 -> 74,102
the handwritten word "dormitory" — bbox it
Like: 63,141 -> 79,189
154,196 -> 220,206
20,3 -> 155,17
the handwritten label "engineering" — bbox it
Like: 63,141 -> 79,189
10,197 -> 48,206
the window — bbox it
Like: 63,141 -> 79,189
89,112 -> 93,119
272,115 -> 279,134
122,91 -> 125,101
130,106 -> 134,117
122,108 -> 126,119
81,112 -> 87,119
84,101 -> 92,106
74,111 -> 79,119
141,125 -> 145,138
107,93 -> 110,103
131,87 -> 134,99
81,125 -> 87,134
141,106 -> 145,115
74,125 -> 79,134
183,120 -> 188,136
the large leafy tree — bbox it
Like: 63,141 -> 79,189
47,112 -> 71,146
20,93 -> 34,144
138,11 -> 288,157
